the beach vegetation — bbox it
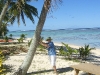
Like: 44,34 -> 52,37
59,42 -> 78,60
0,45 -> 28,56
62,42 -> 78,60
38,37 -> 45,50
38,37 -> 46,52
9,34 -> 13,39
20,34 -> 26,40
18,34 -> 27,43
38,44 -> 46,52
0,24 -> 9,38
78,44 -> 95,60
28,37 -> 45,52
17,38 -> 22,43
72,59 -> 80,62
59,46 -> 67,56
0,50 -> 6,75
4,36 -> 9,42
17,34 -> 27,43
28,39 -> 32,47
59,43 -> 95,61
17,38 -> 24,43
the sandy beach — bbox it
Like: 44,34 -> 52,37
2,39 -> 100,75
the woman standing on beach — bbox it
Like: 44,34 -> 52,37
39,37 -> 58,75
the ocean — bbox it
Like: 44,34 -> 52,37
7,28 -> 100,49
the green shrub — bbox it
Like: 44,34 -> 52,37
4,36 -> 8,42
28,39 -> 32,47
20,34 -> 26,40
78,44 -> 95,60
59,46 -> 67,56
9,34 -> 13,39
0,50 -> 6,74
17,38 -> 24,43
60,42 -> 78,60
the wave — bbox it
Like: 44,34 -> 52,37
57,29 -> 66,30
9,27 -> 100,32
66,27 -> 100,30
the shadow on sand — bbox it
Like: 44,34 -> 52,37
85,53 -> 100,65
26,53 -> 100,75
26,67 -> 73,75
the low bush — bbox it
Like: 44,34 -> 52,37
0,51 -> 6,75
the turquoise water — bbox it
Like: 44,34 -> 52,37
7,28 -> 100,48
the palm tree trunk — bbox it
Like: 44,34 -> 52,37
13,0 -> 51,75
0,0 -> 10,29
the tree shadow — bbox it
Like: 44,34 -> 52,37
57,67 -> 73,73
0,64 -> 14,74
90,54 -> 100,59
84,54 -> 100,65
26,67 -> 73,75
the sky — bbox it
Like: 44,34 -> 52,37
7,0 -> 100,31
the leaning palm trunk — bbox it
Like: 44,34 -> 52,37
13,0 -> 51,75
0,0 -> 10,29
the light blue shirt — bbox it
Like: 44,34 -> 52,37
47,42 -> 56,55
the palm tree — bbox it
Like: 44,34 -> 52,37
9,34 -> 13,39
20,34 -> 26,39
0,0 -> 11,37
0,0 -> 38,40
78,44 -> 95,60
8,0 -> 38,25
0,0 -> 11,29
13,0 -> 62,75
0,23 -> 9,37
0,0 -> 38,29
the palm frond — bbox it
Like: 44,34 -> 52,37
23,7 -> 35,23
10,16 -> 16,24
25,4 -> 38,17
21,11 -> 26,25
8,1 -> 38,25
17,13 -> 21,25
21,0 -> 31,3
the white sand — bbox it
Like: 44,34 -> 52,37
4,52 -> 81,75
3,41 -> 100,75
